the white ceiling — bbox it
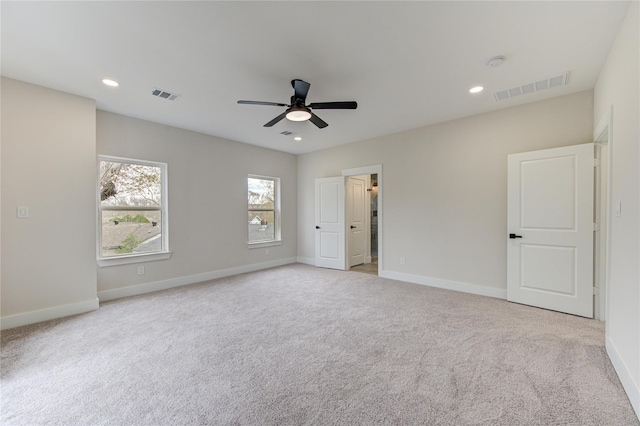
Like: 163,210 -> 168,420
1,1 -> 630,155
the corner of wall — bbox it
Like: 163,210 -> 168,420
1,77 -> 98,327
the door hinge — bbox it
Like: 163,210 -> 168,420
593,286 -> 599,295
594,158 -> 601,167
593,223 -> 600,231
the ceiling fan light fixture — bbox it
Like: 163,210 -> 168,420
286,108 -> 312,122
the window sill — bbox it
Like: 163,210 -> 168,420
247,240 -> 282,249
97,251 -> 172,267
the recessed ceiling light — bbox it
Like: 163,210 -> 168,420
469,86 -> 484,94
294,136 -> 302,141
102,78 -> 119,87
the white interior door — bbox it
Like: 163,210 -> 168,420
315,177 -> 346,270
507,143 -> 594,318
347,175 -> 367,267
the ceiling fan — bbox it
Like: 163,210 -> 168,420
237,79 -> 357,129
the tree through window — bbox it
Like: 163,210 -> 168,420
98,156 -> 168,259
248,176 -> 280,244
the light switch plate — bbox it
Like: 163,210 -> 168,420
17,206 -> 29,218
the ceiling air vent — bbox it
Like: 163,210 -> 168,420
151,88 -> 181,101
494,72 -> 569,102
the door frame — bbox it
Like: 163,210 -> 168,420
343,165 -> 383,275
594,106 -> 613,322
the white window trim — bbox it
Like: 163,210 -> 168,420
97,155 -> 171,267
97,251 -> 172,267
247,174 -> 282,248
247,240 -> 283,249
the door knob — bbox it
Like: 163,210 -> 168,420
509,233 -> 523,239
315,226 -> 320,229
350,225 -> 356,229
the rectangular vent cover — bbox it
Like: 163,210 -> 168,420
494,72 -> 569,102
152,88 -> 181,101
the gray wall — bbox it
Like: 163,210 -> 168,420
297,90 -> 594,295
0,80 -> 297,327
96,111 -> 297,296
1,77 -> 98,326
594,1 -> 639,416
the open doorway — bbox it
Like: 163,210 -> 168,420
350,173 -> 378,275
343,166 -> 382,276
314,164 -> 382,274
370,173 -> 378,259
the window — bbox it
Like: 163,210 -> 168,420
98,156 -> 170,266
248,175 -> 281,246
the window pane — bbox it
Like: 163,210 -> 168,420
100,161 -> 161,208
101,210 -> 162,257
248,177 -> 275,210
248,210 -> 275,242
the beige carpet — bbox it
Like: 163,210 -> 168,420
2,264 -> 638,425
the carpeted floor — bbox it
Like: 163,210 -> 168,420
2,264 -> 638,425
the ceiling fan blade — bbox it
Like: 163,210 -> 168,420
292,79 -> 311,101
238,100 -> 288,107
308,101 -> 358,110
309,113 -> 328,129
263,112 -> 287,127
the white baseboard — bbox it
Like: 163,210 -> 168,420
296,256 -> 315,266
1,298 -> 99,331
98,257 -> 298,302
379,270 -> 507,300
606,336 -> 640,420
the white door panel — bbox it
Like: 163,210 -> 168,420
347,176 -> 367,267
320,233 -> 339,259
521,156 -> 577,229
507,143 -> 594,318
315,177 -> 346,270
520,244 -> 575,294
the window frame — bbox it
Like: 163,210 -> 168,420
97,155 -> 171,267
247,174 -> 282,248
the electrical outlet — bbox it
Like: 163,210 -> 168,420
265,248 -> 270,256
400,257 -> 405,266
137,266 -> 145,275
